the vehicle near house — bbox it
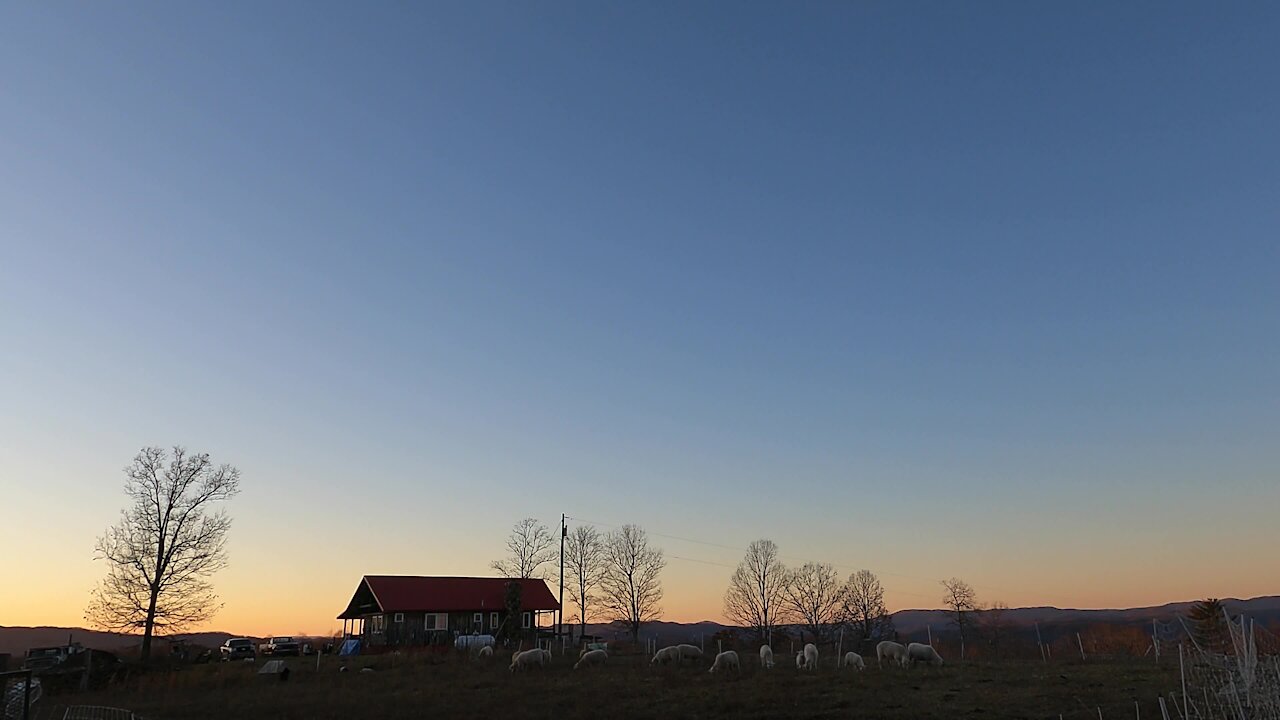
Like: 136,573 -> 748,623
22,644 -> 84,673
264,637 -> 300,657
220,638 -> 256,661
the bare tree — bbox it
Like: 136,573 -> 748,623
940,577 -> 977,643
782,561 -> 842,643
599,524 -> 665,642
976,600 -> 1010,657
839,569 -> 890,643
85,446 -> 240,661
723,539 -> 788,645
490,517 -> 556,579
563,525 -> 606,640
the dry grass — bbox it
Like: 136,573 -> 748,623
47,650 -> 1179,719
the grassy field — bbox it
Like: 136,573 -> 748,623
38,650 -> 1180,719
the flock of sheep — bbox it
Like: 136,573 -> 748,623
505,640 -> 944,674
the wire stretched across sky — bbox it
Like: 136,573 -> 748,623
565,514 -> 1038,604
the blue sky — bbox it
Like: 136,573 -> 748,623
1,1 -> 1277,632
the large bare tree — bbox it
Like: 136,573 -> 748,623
563,524 -> 606,640
940,576 -> 978,643
723,539 -> 787,644
86,446 -> 240,661
490,517 -> 556,579
782,561 -> 842,643
838,569 -> 890,642
599,524 -> 665,642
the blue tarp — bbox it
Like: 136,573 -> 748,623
339,639 -> 361,656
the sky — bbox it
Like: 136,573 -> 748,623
1,1 -> 1277,637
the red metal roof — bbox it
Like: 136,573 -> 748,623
338,576 -> 560,618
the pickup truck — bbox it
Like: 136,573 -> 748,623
220,638 -> 256,661
263,636 -> 300,656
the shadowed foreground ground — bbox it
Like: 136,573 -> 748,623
45,651 -> 1178,719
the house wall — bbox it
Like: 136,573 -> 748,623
361,610 -> 526,647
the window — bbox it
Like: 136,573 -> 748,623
473,612 -> 483,628
393,613 -> 404,623
369,615 -> 385,634
424,613 -> 446,631
522,611 -> 532,629
490,612 -> 499,629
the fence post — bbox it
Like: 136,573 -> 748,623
1078,633 -> 1086,661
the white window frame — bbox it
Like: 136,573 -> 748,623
393,612 -> 404,623
473,612 -> 483,627
522,611 -> 532,629
424,613 -> 446,631
490,612 -> 499,629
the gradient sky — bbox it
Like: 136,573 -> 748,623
2,2 -> 1278,637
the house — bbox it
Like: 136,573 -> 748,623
336,575 -> 560,647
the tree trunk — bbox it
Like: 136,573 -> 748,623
141,589 -> 159,662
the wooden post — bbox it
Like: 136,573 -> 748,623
837,628 -> 843,668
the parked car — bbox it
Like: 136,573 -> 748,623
264,636 -> 300,657
220,638 -> 256,661
22,644 -> 83,673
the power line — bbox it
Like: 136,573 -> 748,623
565,513 -> 1043,604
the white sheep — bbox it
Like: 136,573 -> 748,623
876,641 -> 907,668
905,642 -> 943,667
759,644 -> 774,669
651,645 -> 681,665
509,648 -> 549,672
708,650 -> 739,673
842,651 -> 865,670
477,645 -> 493,660
802,643 -> 818,670
677,644 -> 704,663
574,649 -> 607,670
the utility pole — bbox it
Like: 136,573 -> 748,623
558,514 -> 567,639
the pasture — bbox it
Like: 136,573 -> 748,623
47,650 -> 1178,719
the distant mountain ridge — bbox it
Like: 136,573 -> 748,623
4,596 -> 1276,657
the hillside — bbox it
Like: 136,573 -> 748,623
4,596 -> 1276,657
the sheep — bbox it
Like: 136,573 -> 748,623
795,652 -> 806,669
477,646 -> 493,660
651,645 -> 682,665
509,648 -> 549,672
677,644 -> 704,663
876,641 -> 908,668
708,650 -> 739,673
802,643 -> 818,670
574,649 -> 607,670
842,651 -> 865,670
905,642 -> 943,667
759,644 -> 774,669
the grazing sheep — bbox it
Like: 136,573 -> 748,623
876,641 -> 908,668
708,650 -> 739,673
677,644 -> 704,663
509,648 -> 549,672
795,652 -> 806,669
802,643 -> 819,671
842,651 -> 865,670
905,642 -> 944,667
759,645 -> 774,669
651,646 -> 682,665
477,646 -> 493,660
574,649 -> 608,670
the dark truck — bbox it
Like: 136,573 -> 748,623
220,638 -> 256,661
263,637 -> 300,657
